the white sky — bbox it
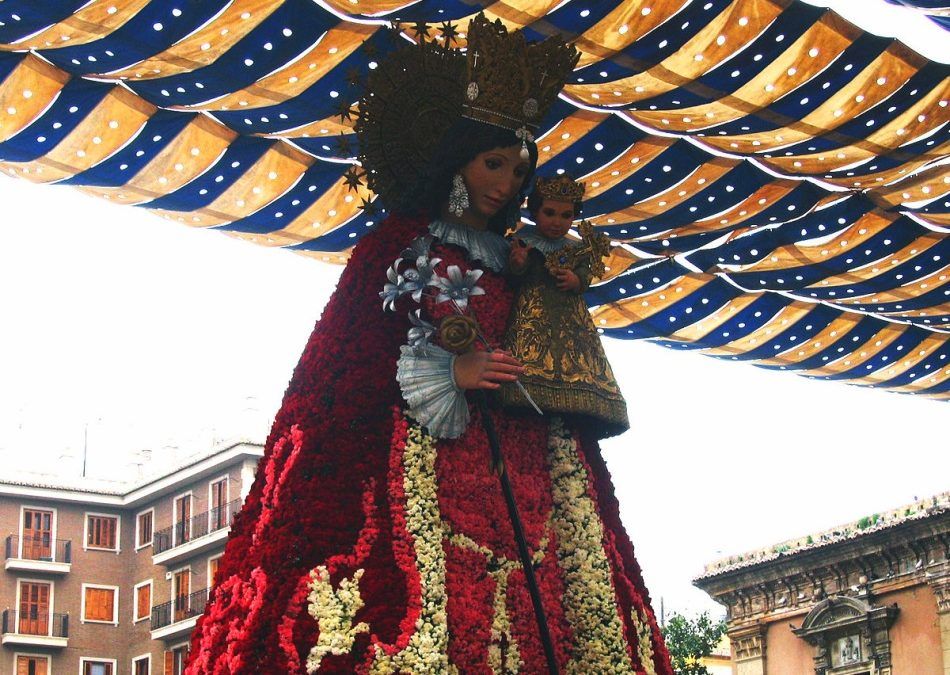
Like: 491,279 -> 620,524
0,0 -> 947,617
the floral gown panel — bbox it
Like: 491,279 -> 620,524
185,216 -> 672,675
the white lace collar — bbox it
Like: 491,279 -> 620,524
515,226 -> 579,255
428,219 -> 509,272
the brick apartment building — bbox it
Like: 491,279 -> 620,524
0,441 -> 263,675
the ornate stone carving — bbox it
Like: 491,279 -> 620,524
792,595 -> 898,675
730,624 -> 767,662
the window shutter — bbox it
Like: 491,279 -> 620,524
137,583 -> 151,620
164,651 -> 174,675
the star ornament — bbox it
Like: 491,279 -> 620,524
343,165 -> 364,191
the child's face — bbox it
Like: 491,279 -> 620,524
535,199 -> 574,239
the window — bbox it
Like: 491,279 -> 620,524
81,659 -> 115,675
17,582 -> 50,635
133,655 -> 151,675
173,569 -> 191,623
174,494 -> 192,545
137,510 -> 153,549
209,478 -> 229,530
208,556 -> 221,588
83,585 -> 117,623
86,514 -> 118,550
21,509 -> 53,560
15,654 -> 49,675
134,580 -> 152,622
165,646 -> 188,675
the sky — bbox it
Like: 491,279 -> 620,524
0,0 -> 947,617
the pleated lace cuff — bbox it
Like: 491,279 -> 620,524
396,345 -> 470,439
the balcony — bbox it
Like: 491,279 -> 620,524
4,535 -> 71,574
152,499 -> 241,566
150,587 -> 209,642
1,610 -> 69,648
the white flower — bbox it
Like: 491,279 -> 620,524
433,265 -> 485,311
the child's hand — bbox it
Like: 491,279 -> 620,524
509,238 -> 530,273
554,268 -> 580,291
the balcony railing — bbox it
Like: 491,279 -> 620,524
151,588 -> 209,629
153,499 -> 241,555
5,535 -> 72,563
1,609 -> 69,638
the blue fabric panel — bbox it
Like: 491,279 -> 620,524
142,136 -> 273,210
587,257 -> 686,306
127,0 -> 337,108
882,343 -> 950,387
0,1 -> 87,44
728,216 -> 928,294
600,275 -> 744,340
59,110 -> 195,187
0,79 -> 112,163
286,210 -> 377,252
0,51 -> 25,85
632,3 -> 824,114
384,0 -> 494,22
220,162 -> 345,234
756,314 -> 883,371
685,195 -> 874,271
819,326 -> 932,381
40,1 -> 230,75
571,0 -> 736,86
209,28 -> 399,137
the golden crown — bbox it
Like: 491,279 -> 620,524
462,15 -> 580,138
535,175 -> 586,202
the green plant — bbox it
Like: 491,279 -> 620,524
661,611 -> 727,675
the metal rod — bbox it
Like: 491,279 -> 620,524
475,392 -> 559,675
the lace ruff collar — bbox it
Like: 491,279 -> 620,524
515,226 -> 579,255
428,219 -> 509,272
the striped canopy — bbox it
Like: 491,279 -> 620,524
0,1 -> 947,400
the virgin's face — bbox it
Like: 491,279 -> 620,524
459,145 -> 530,222
535,198 -> 574,240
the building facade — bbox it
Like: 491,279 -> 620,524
695,493 -> 950,675
0,441 -> 263,675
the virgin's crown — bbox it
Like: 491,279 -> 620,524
535,175 -> 586,202
462,15 -> 579,136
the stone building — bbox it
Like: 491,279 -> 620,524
0,441 -> 263,675
694,493 -> 949,675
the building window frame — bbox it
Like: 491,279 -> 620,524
207,554 -> 223,589
17,505 -> 58,561
12,652 -> 51,675
80,583 -> 119,626
135,508 -> 155,550
131,653 -> 151,675
167,641 -> 190,675
83,512 -> 121,553
208,474 -> 230,532
172,491 -> 194,547
78,657 -> 117,675
14,578 -> 54,637
133,579 -> 152,623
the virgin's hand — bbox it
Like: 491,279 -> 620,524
453,350 -> 523,390
555,268 -> 580,292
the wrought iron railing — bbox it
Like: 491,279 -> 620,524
151,587 -> 209,629
153,499 -> 241,554
1,609 -> 69,637
4,535 -> 71,563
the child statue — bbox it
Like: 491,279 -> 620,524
502,174 -> 629,437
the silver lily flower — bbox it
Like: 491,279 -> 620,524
380,265 -> 414,311
434,265 -> 485,311
407,310 -> 436,353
